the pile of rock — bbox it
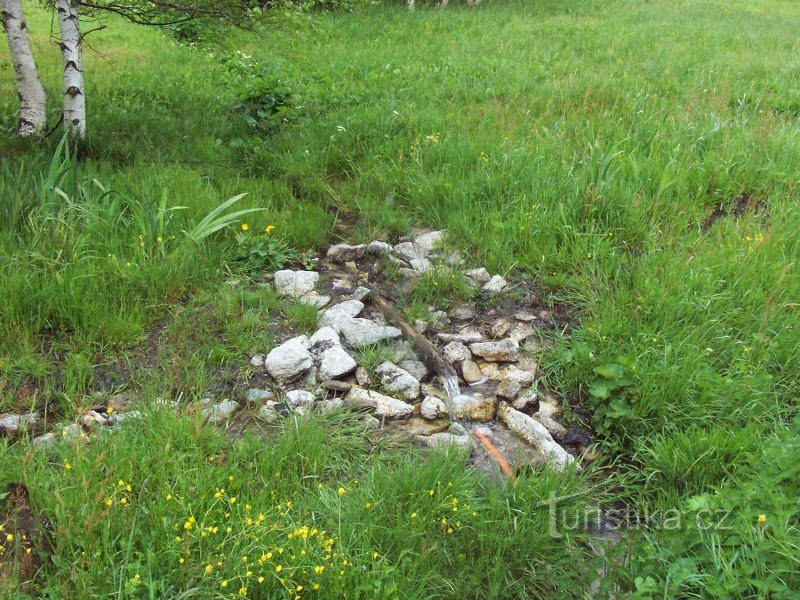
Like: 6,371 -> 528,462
239,230 -> 579,473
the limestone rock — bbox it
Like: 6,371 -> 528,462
450,393 -> 498,422
366,241 -> 392,255
273,270 -> 319,298
265,336 -> 313,380
285,390 -> 316,408
316,399 -> 345,413
0,412 -> 40,434
461,360 -> 484,384
465,267 -> 492,284
512,390 -> 538,411
249,354 -> 265,368
343,387 -> 414,420
318,346 -> 358,380
339,318 -> 402,348
399,360 -> 428,382
351,286 -> 372,302
298,292 -> 331,308
355,366 -> 371,387
308,326 -> 341,357
320,300 -> 365,329
437,329 -> 484,344
327,243 -> 367,262
533,412 -> 567,440
257,403 -> 281,423
246,388 -> 274,403
498,403 -> 574,470
418,432 -> 473,449
375,362 -> 420,400
319,380 -> 353,393
409,257 -> 433,273
393,241 -> 426,262
491,319 -> 511,339
470,338 -> 519,362
421,396 -> 448,420
495,365 -> 536,400
483,275 -> 508,293
443,341 -> 471,364
450,306 -> 476,321
413,230 -> 445,254
202,400 -> 240,424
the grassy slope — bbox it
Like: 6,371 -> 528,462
1,0 -> 799,596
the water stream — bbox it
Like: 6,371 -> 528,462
441,365 -> 462,405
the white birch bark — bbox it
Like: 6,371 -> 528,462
56,0 -> 85,138
1,0 -> 47,137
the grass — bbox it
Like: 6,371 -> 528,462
1,0 -> 799,596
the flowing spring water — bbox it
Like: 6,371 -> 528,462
441,364 -> 462,405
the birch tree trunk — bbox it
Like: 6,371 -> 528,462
1,0 -> 47,137
56,0 -> 85,139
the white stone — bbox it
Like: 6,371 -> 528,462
257,403 -> 281,423
443,341 -> 471,364
450,393 -> 497,422
399,360 -> 428,381
351,286 -> 371,302
366,241 -> 392,255
273,270 -> 319,298
32,432 -> 57,448
320,300 -> 364,329
249,354 -> 265,368
410,258 -> 432,272
285,390 -> 316,408
495,365 -> 536,400
417,433 -> 473,449
491,319 -> 511,338
465,267 -> 492,284
470,338 -> 519,362
450,306 -> 476,321
355,366 -> 371,387
316,399 -> 345,413
107,411 -> 141,426
393,241 -> 426,262
498,404 -> 574,470
375,362 -> 420,400
512,390 -> 538,411
344,387 -> 413,420
534,412 -> 567,440
413,230 -> 445,253
339,318 -> 402,348
298,292 -> 331,309
461,359 -> 484,383
0,412 -> 39,433
265,336 -> 313,380
318,346 -> 358,380
483,274 -> 508,292
246,388 -> 275,403
202,400 -> 240,424
421,396 -> 448,420
309,326 -> 341,356
437,329 -> 484,344
327,243 -> 367,262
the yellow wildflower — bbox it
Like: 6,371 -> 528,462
338,487 -> 346,496
241,223 -> 250,232
758,514 -> 767,526
264,225 -> 275,233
